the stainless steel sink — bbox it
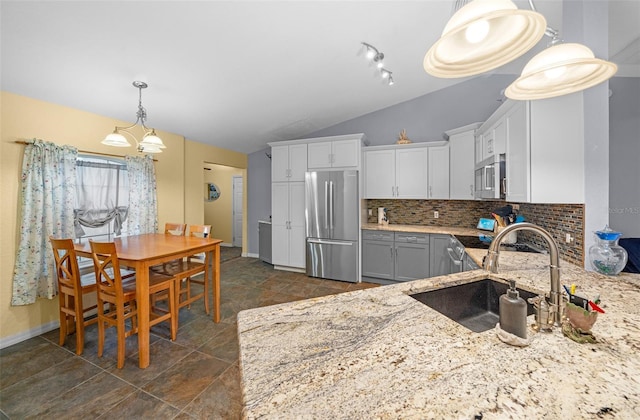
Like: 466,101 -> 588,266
410,279 -> 536,333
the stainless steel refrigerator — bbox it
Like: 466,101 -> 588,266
305,170 -> 359,283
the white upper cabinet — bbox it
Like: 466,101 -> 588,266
529,94 -> 584,203
364,149 -> 396,198
364,146 -> 427,199
307,138 -> 360,169
363,143 -> 448,199
427,145 -> 449,199
505,101 -> 530,202
447,123 -> 480,200
484,95 -> 585,203
396,147 -> 429,199
271,144 -> 308,182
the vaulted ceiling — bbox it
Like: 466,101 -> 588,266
2,1 -> 638,154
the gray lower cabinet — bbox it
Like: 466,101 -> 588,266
362,230 -> 431,284
394,233 -> 430,282
362,231 -> 394,281
429,234 -> 457,277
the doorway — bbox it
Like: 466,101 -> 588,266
203,163 -> 244,248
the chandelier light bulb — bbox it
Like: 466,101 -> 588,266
544,65 -> 566,80
465,19 -> 490,44
366,49 -> 375,60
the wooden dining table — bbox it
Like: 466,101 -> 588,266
75,233 -> 223,368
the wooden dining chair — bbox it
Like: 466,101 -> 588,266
165,222 -> 187,236
90,240 -> 178,369
152,224 -> 212,317
50,237 -> 98,355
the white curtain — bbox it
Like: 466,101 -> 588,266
124,155 -> 158,235
74,159 -> 129,236
12,140 -> 77,305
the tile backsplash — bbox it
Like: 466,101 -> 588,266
365,199 -> 584,266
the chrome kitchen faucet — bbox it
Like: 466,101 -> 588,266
483,222 -> 563,327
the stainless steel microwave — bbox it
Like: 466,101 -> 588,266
474,154 -> 506,200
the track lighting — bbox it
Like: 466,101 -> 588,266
362,42 -> 385,68
361,42 -> 395,86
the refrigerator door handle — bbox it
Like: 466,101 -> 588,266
307,238 -> 354,246
324,181 -> 329,230
329,181 -> 334,231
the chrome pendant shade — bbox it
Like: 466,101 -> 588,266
424,0 -> 547,78
505,43 -> 618,100
102,81 -> 166,153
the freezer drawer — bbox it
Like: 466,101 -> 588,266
306,238 -> 358,283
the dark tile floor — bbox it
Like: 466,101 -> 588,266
0,248 -> 378,419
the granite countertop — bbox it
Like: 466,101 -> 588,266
238,251 -> 640,419
361,222 -> 485,237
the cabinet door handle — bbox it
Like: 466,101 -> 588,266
396,186 -> 399,197
392,186 -> 395,197
429,186 -> 433,197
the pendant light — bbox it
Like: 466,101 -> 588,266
505,41 -> 618,100
102,81 -> 166,153
424,0 -> 547,78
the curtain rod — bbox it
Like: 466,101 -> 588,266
13,140 -> 158,161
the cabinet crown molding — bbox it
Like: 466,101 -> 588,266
268,133 -> 365,148
363,141 -> 448,152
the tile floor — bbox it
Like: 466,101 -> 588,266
0,248 -> 378,419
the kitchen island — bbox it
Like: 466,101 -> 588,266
237,250 -> 640,418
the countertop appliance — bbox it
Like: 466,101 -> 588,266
475,154 -> 506,200
305,170 -> 359,283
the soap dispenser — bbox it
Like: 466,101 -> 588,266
499,280 -> 528,339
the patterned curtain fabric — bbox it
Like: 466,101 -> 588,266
124,155 -> 158,235
11,140 -> 78,306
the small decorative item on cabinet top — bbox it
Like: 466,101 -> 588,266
396,129 -> 412,144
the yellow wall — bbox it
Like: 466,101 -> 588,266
204,164 -> 244,245
183,139 -> 247,250
0,91 -> 247,344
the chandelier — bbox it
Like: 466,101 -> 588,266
102,81 -> 166,153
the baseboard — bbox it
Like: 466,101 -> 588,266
246,252 -> 258,258
220,243 -> 234,247
0,320 -> 60,349
273,265 -> 306,274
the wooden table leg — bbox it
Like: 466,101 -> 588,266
212,244 -> 220,323
136,261 -> 150,368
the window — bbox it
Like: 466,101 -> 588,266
74,155 -> 130,242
